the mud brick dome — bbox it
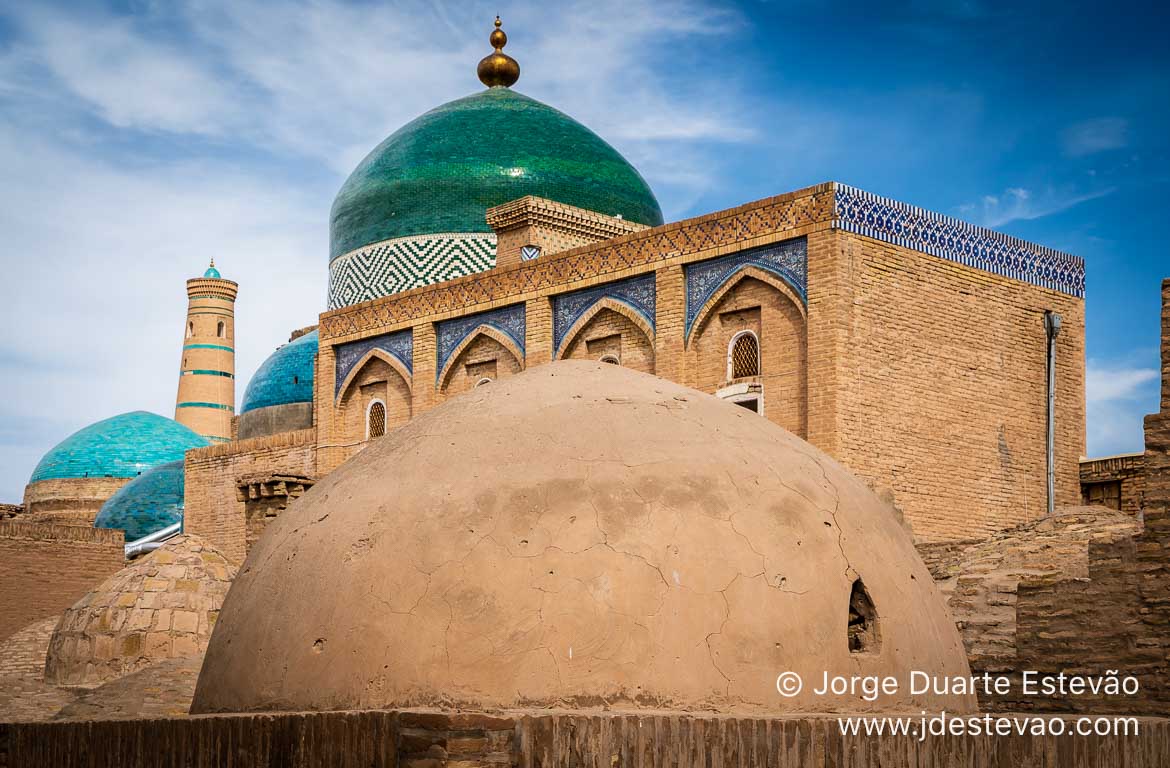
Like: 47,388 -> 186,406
193,361 -> 973,715
44,535 -> 236,687
94,460 -> 185,541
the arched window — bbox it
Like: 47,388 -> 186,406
728,331 -> 760,379
366,400 -> 386,439
186,321 -> 194,338
217,321 -> 225,338
475,377 -> 493,387
599,354 -> 620,365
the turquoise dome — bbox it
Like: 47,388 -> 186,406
240,331 -> 318,414
204,264 -> 221,278
94,460 -> 185,541
29,412 -> 209,484
329,88 -> 664,260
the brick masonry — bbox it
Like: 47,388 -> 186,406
1,710 -> 1167,768
311,183 -> 1085,542
0,523 -> 124,642
1080,453 -> 1145,513
183,429 -> 316,563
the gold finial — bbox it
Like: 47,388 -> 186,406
477,15 -> 520,88
209,258 -> 215,268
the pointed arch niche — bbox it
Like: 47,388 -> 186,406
685,267 -> 807,437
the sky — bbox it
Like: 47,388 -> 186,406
0,0 -> 1166,502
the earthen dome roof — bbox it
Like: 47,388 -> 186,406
193,362 -> 973,715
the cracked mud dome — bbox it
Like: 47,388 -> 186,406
192,361 -> 973,715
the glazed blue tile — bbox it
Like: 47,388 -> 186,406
552,274 -> 656,357
240,331 -> 319,413
684,237 -> 808,339
436,304 -> 526,379
334,329 -> 413,396
29,412 -> 209,483
94,460 -> 185,541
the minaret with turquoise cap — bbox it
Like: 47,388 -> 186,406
174,260 -> 238,442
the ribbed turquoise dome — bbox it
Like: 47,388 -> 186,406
94,460 -> 185,541
240,331 -> 318,414
329,88 -> 664,260
29,412 -> 209,484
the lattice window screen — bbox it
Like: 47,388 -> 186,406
367,402 -> 386,439
731,334 -> 760,378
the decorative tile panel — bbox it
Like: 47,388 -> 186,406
832,182 -> 1085,297
334,329 -> 414,396
436,303 -> 526,380
328,233 -> 497,310
684,238 -> 808,339
552,274 -> 656,357
321,185 -> 835,340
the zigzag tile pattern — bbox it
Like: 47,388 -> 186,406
328,234 -> 497,310
321,188 -> 834,340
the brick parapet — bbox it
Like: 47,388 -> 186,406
0,522 -> 124,642
184,430 -> 316,563
2,710 -> 1169,767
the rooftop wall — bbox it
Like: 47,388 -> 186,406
1,710 -> 1167,768
0,523 -> 124,641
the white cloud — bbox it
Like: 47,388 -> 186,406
958,184 -> 1115,228
1084,359 -> 1160,457
0,0 -> 756,501
1063,117 -> 1129,157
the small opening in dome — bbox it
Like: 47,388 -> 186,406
848,578 -> 880,654
293,375 -> 298,385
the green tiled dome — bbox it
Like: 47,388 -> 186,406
29,412 -> 209,483
240,331 -> 318,414
94,460 -> 185,541
329,88 -> 664,260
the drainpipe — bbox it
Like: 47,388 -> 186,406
1044,310 -> 1062,516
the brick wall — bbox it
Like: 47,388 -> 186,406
809,231 -> 1085,541
21,477 -> 130,526
308,183 -> 1084,542
0,522 -> 124,641
1080,454 -> 1145,513
3,710 -> 1168,768
183,430 -> 316,563
1006,507 -> 1170,714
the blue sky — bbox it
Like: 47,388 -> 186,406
0,0 -> 1166,502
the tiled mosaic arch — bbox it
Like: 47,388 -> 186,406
684,238 -> 808,340
552,274 -> 656,359
334,329 -> 414,398
436,303 -> 526,382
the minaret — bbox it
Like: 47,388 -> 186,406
175,260 -> 238,442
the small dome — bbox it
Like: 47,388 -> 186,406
240,331 -> 318,414
44,535 -> 236,687
193,362 -> 973,716
29,412 -> 209,484
328,88 -> 663,305
94,460 -> 185,542
204,265 -> 221,278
